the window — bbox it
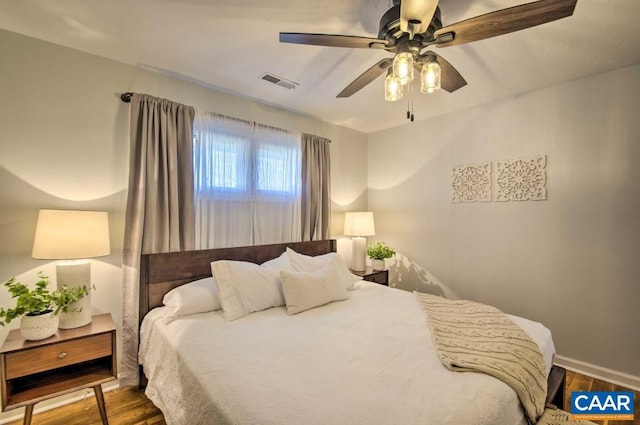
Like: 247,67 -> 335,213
258,143 -> 292,193
193,112 -> 302,248
194,129 -> 248,192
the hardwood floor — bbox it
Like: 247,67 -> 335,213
7,370 -> 638,425
5,387 -> 165,425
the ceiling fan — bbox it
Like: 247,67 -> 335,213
280,0 -> 578,104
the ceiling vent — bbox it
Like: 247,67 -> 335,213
260,73 -> 299,90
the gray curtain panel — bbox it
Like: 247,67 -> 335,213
301,133 -> 331,241
120,93 -> 196,387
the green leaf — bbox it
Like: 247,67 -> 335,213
0,273 -> 90,325
365,241 -> 396,260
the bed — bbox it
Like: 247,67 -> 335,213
138,239 -> 564,425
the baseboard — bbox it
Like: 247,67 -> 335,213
555,355 -> 640,392
0,381 -> 120,424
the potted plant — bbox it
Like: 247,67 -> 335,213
366,242 -> 396,271
0,272 -> 89,341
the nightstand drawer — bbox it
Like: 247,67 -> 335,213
351,268 -> 389,286
364,271 -> 388,285
5,333 -> 112,379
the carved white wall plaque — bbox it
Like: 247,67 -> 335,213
451,162 -> 491,203
495,155 -> 547,201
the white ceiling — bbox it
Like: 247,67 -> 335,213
1,0 -> 639,133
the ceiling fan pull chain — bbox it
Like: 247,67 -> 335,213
410,84 -> 415,122
406,83 -> 412,120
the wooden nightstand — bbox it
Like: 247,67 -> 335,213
351,267 -> 389,286
0,313 -> 117,425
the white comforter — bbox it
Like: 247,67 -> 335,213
139,282 -> 555,425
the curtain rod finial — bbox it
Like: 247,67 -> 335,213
121,92 -> 133,103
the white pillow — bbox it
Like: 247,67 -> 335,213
162,277 -> 221,324
280,262 -> 349,315
286,247 -> 361,290
261,251 -> 292,271
211,260 -> 285,321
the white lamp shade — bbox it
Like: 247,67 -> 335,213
343,212 -> 375,237
32,209 -> 111,259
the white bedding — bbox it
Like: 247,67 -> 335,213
139,282 -> 555,425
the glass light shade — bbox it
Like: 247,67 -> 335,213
392,52 -> 414,85
420,61 -> 441,94
384,73 -> 403,102
343,212 -> 375,237
32,209 -> 111,259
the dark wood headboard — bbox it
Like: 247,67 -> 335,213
139,239 -> 337,322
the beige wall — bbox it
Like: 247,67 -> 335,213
0,28 -> 367,416
368,64 -> 640,379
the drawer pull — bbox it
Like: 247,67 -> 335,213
58,352 -> 68,359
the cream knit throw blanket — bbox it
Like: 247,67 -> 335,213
414,292 -> 547,424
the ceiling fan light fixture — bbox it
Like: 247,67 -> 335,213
420,61 -> 441,94
392,52 -> 414,85
384,72 -> 403,102
281,0 -> 578,106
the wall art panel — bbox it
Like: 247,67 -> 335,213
495,155 -> 547,201
451,162 -> 492,202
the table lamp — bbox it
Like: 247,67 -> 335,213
32,209 -> 111,329
343,212 -> 375,271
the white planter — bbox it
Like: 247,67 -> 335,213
20,311 -> 59,341
371,259 -> 385,271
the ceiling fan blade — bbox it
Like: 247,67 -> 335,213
419,52 -> 467,93
434,0 -> 577,47
400,0 -> 439,36
337,58 -> 393,98
279,33 -> 388,49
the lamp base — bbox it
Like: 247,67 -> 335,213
56,261 -> 93,329
351,237 -> 367,271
